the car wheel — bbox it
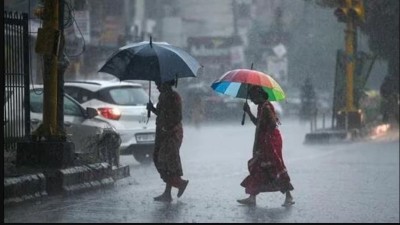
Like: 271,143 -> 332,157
133,151 -> 153,164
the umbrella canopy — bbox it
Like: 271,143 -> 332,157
211,68 -> 285,125
98,38 -> 203,83
210,69 -> 286,101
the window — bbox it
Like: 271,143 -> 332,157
30,91 -> 44,113
99,86 -> 149,106
64,96 -> 84,116
64,86 -> 93,103
30,90 -> 83,117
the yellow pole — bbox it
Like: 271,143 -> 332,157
42,0 -> 59,136
344,0 -> 356,112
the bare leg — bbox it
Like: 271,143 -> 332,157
282,191 -> 295,207
154,184 -> 173,202
237,194 -> 256,206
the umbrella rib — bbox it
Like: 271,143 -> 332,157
128,44 -> 160,81
159,44 -> 201,70
153,45 -> 199,81
153,46 -> 181,81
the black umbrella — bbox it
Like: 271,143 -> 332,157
98,36 -> 203,119
99,37 -> 203,83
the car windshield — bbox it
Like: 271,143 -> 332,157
108,87 -> 148,106
30,90 -> 83,116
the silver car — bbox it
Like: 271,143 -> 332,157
64,80 -> 156,164
4,85 -> 115,157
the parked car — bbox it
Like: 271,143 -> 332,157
64,80 -> 156,163
124,80 -> 159,104
4,85 -> 116,160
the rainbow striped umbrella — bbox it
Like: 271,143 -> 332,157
210,69 -> 286,101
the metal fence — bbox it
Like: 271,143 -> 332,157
4,11 -> 30,151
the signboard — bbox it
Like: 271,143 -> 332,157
267,43 -> 288,86
267,55 -> 288,86
188,36 -> 244,80
189,36 -> 242,57
100,16 -> 124,47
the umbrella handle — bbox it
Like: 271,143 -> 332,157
241,111 -> 246,125
147,81 -> 151,121
241,84 -> 249,126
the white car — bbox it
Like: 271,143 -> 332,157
64,80 -> 156,163
4,85 -> 115,157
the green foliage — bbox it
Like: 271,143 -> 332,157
310,0 -> 399,83
362,1 -> 399,62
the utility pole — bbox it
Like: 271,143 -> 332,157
18,0 -> 74,168
344,0 -> 356,112
232,0 -> 238,36
58,0 -> 70,135
33,0 -> 62,139
334,0 -> 365,129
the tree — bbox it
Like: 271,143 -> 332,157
310,0 -> 399,91
362,0 -> 399,80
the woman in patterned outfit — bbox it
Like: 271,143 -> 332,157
147,80 -> 189,202
237,85 -> 294,207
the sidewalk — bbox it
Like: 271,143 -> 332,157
304,122 -> 399,144
4,150 -> 130,206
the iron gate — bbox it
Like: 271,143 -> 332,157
4,11 -> 30,151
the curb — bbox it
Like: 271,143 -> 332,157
304,129 -> 356,144
4,163 -> 130,206
49,162 -> 115,195
111,165 -> 130,180
4,173 -> 48,206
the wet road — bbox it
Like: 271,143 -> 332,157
4,119 -> 399,223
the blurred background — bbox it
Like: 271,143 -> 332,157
4,0 -> 398,124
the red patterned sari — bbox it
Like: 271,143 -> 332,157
240,101 -> 294,195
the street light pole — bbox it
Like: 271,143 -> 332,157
35,0 -> 60,139
344,0 -> 356,112
334,0 -> 365,130
18,0 -> 74,168
33,0 -> 69,139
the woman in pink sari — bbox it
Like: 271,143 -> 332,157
237,85 -> 294,206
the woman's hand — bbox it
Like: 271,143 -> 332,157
146,102 -> 155,112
